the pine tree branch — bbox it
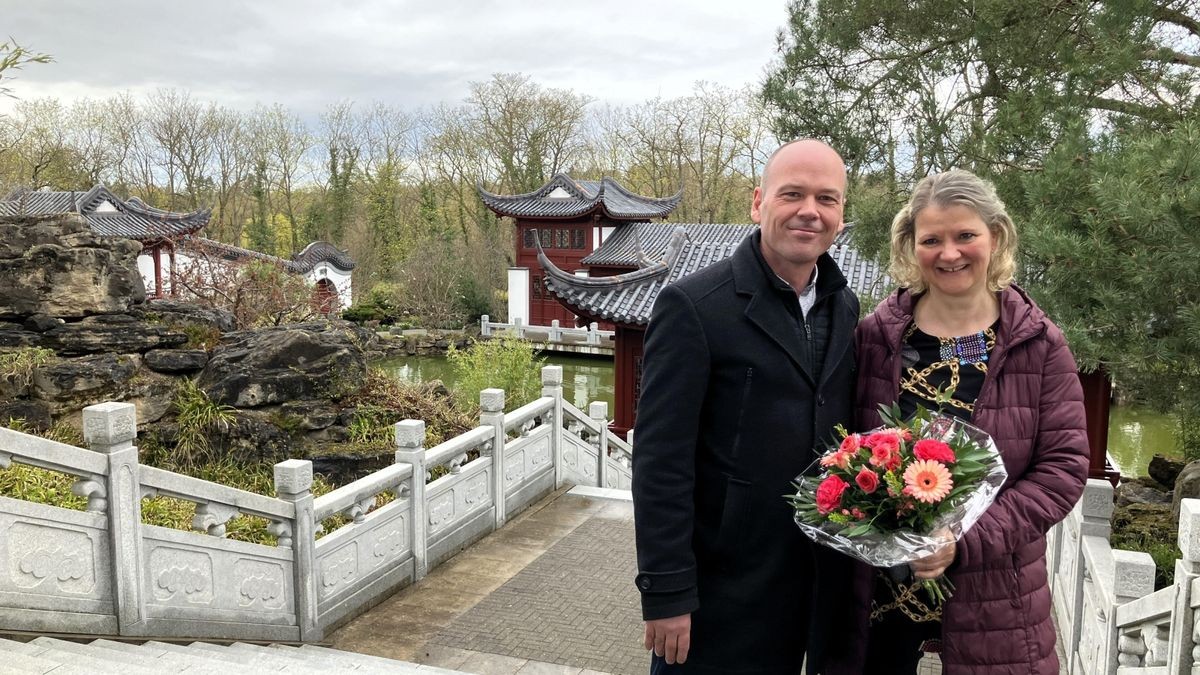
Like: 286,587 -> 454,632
1152,3 -> 1200,39
1143,47 -> 1200,67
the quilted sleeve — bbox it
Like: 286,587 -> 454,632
955,325 -> 1090,568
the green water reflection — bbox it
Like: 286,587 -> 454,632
1107,405 -> 1179,477
373,353 -> 616,412
374,353 -> 1178,477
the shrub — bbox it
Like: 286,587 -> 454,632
0,346 -> 54,389
342,369 -> 474,446
448,338 -> 544,413
172,378 -> 237,467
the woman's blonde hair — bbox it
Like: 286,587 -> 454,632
889,169 -> 1018,293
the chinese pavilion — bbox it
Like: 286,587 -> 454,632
477,174 -> 682,326
538,223 -> 889,435
1,186 -> 355,310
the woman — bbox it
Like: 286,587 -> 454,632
848,169 -> 1089,674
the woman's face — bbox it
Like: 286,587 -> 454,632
913,203 -> 997,300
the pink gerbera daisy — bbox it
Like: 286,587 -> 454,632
902,460 -> 954,504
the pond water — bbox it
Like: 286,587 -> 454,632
1107,405 -> 1179,477
374,354 -> 1178,476
373,353 -> 615,412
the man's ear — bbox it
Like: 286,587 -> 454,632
750,186 -> 763,224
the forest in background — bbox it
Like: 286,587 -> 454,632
0,74 -> 778,325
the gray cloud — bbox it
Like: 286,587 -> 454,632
1,0 -> 788,114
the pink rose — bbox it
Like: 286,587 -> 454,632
855,467 -> 880,494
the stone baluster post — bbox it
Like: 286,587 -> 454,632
514,316 -> 525,339
481,315 -> 491,337
1062,479 -> 1115,661
550,319 -> 561,343
587,322 -> 600,345
542,366 -> 565,488
1168,499 -> 1200,671
83,402 -> 146,636
481,388 -> 507,529
395,420 -> 428,581
590,401 -> 609,489
1110,549 -> 1156,670
274,459 -> 319,640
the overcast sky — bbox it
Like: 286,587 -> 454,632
1,0 -> 791,116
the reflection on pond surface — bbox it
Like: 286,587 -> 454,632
373,353 -> 615,412
1107,405 -> 1179,477
374,353 -> 1178,478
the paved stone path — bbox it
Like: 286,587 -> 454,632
331,486 -> 1073,675
430,514 -> 643,674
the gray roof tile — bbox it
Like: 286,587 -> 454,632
478,173 -> 681,220
0,185 -> 210,240
543,224 -> 891,326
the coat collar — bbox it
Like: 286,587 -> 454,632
873,283 -> 1047,356
730,230 -> 851,385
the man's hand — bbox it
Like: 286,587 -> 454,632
644,614 -> 691,664
911,528 -> 956,580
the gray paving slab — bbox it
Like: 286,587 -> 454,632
430,502 -> 642,675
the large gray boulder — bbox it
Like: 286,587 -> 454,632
198,321 -> 372,408
0,214 -> 145,319
144,348 -> 209,373
40,314 -> 188,356
131,300 -> 236,334
1172,459 -> 1200,521
1115,478 -> 1172,508
1149,454 -> 1187,490
31,353 -> 140,402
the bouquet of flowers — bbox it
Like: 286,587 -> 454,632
789,405 -> 1007,605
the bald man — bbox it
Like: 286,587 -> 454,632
633,140 -> 859,674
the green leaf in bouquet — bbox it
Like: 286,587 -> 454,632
842,522 -> 876,537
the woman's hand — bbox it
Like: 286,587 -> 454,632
911,528 -> 956,579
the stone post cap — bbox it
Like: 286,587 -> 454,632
480,388 -> 505,413
274,459 -> 314,495
1179,499 -> 1200,562
551,319 -> 560,327
542,365 -> 563,386
589,401 -> 608,419
1081,479 -> 1115,521
82,402 -> 137,448
1112,549 -> 1156,600
395,419 -> 426,448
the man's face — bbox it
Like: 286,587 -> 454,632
751,142 -> 846,282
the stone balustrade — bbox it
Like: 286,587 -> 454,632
0,365 -> 635,642
481,315 -> 614,348
1049,479 -> 1200,674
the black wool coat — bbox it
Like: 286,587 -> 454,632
632,232 -> 859,674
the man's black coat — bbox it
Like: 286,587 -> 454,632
632,232 -> 858,674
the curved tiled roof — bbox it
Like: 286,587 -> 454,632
179,237 -> 355,274
0,185 -> 210,240
293,240 -> 356,271
583,222 -> 757,267
477,173 -> 682,220
542,224 -> 891,327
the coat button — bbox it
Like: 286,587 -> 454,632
638,576 -> 652,591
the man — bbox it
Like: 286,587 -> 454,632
632,140 -> 859,674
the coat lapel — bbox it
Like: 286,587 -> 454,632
818,290 -> 854,388
731,233 -> 816,386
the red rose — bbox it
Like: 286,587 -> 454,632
815,475 -> 849,514
914,439 -> 956,464
865,432 -> 901,454
855,467 -> 880,494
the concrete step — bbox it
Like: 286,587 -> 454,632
30,636 -> 188,673
293,644 -> 465,673
0,639 -> 77,674
14,640 -> 146,674
229,642 -> 374,672
87,638 -> 228,674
